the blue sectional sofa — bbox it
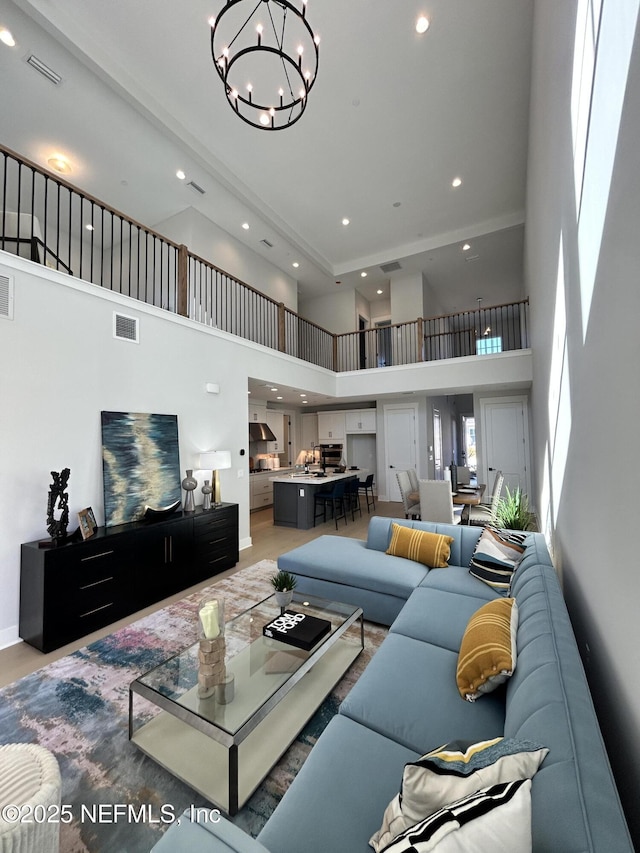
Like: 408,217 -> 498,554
152,517 -> 633,853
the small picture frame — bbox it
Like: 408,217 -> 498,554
78,507 -> 97,540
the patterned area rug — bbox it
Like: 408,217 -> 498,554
0,560 -> 387,852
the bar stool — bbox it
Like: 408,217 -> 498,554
358,474 -> 376,513
346,477 -> 362,521
314,481 -> 347,529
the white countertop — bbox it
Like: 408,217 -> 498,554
270,469 -> 365,485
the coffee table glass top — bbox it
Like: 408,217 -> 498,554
134,592 -> 361,737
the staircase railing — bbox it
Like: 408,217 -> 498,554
0,144 -> 529,372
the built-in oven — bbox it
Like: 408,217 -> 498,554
320,444 -> 343,471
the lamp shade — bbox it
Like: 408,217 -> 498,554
199,450 -> 232,471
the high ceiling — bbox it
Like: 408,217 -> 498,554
0,0 -> 533,313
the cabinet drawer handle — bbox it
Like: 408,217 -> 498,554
79,577 -> 113,591
81,550 -> 115,562
209,555 -> 229,564
80,602 -> 113,618
208,537 -> 227,545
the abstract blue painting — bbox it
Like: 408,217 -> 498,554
101,411 -> 181,527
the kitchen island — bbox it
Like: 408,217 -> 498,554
271,470 -> 363,530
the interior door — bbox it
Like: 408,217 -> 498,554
384,404 -> 417,501
479,396 -> 531,497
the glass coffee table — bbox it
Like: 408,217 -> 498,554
129,592 -> 363,815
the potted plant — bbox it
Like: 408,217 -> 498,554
271,569 -> 297,611
494,486 -> 536,531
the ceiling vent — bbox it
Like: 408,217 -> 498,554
380,261 -> 402,274
260,238 -> 274,249
113,312 -> 139,343
26,55 -> 62,85
0,274 -> 14,320
464,254 -> 481,263
187,180 -> 205,195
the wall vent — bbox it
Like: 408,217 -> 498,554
187,180 -> 205,195
260,238 -> 274,248
0,274 -> 14,320
113,312 -> 139,343
26,55 -> 62,85
380,261 -> 402,274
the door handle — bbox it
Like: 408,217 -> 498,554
488,466 -> 496,471
389,464 -> 395,468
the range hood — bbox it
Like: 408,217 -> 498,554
249,422 -> 277,442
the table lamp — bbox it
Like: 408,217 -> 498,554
198,451 -> 232,506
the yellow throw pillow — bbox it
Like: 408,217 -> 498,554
456,598 -> 518,701
386,523 -> 454,568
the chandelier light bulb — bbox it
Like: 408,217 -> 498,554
208,16 -> 216,27
278,87 -> 284,97
259,113 -> 270,126
297,45 -> 304,54
246,83 -> 253,92
231,88 -> 238,99
416,16 -> 430,34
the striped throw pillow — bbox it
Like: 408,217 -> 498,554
379,779 -> 532,853
456,598 -> 518,701
369,737 -> 547,852
469,527 -> 527,592
386,523 -> 454,568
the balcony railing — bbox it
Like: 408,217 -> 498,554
0,145 -> 529,371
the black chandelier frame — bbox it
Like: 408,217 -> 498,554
210,0 -> 319,131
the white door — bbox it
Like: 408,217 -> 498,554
433,408 -> 442,478
479,396 -> 531,497
384,404 -> 417,501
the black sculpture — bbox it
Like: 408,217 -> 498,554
46,468 -> 70,544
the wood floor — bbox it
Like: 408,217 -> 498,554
0,499 -> 403,689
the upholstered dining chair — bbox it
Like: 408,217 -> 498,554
396,470 -> 420,519
407,468 -> 419,493
468,471 -> 504,526
418,479 -> 461,524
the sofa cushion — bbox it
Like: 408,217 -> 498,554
457,599 -> 518,702
390,587 -> 491,651
469,527 -> 527,593
278,535 -> 430,600
257,714 -> 421,853
340,633 -> 505,753
366,517 -> 482,567
370,737 -> 547,852
377,779 -> 532,853
418,565 -> 500,601
386,523 -> 454,568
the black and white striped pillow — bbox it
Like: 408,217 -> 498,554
380,779 -> 531,852
469,527 -> 527,593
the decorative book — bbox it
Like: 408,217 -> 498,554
263,610 -> 331,651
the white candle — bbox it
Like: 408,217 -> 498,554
199,600 -> 220,638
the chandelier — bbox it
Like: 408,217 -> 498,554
210,0 -> 320,131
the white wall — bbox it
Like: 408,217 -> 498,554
298,288 -> 357,334
154,207 -> 298,311
0,253 -> 334,648
526,0 -> 640,839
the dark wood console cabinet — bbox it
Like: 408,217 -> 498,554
20,503 -> 239,653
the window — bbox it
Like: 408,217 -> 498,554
476,336 -> 502,355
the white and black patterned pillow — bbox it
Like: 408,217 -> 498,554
469,527 -> 527,592
380,779 -> 532,852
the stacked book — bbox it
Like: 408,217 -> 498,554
263,610 -> 331,651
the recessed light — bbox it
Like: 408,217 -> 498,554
360,271 -> 367,278
302,400 -> 309,404
242,222 -> 250,230
0,28 -> 16,47
271,387 -> 278,391
377,289 -> 383,295
292,262 -> 299,268
462,243 -> 471,251
277,396 -> 283,400
176,169 -> 186,180
342,218 -> 350,226
416,16 -> 430,34
47,155 -> 71,174
452,177 -> 462,188
300,393 -> 306,397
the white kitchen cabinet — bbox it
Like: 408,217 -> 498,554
317,412 -> 346,442
301,413 -> 318,449
345,409 -> 377,433
249,402 -> 267,422
250,472 -> 274,510
265,411 -> 284,453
